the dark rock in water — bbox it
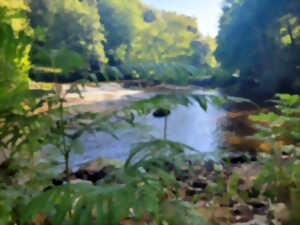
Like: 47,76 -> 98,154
192,179 -> 207,189
52,178 -> 64,186
153,108 -> 170,118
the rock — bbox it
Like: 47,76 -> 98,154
52,178 -> 64,186
271,203 -> 290,224
248,201 -> 268,215
74,158 -> 120,183
43,186 -> 53,192
70,179 -> 93,185
186,187 -> 203,196
191,179 -> 207,189
231,204 -> 254,223
79,158 -> 121,172
223,155 -> 248,164
232,215 -> 268,225
153,108 -> 170,118
74,165 -> 116,183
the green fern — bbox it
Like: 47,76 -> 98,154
22,137 -> 210,225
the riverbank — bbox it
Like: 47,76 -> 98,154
48,144 -> 298,225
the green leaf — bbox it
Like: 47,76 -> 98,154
192,95 -> 208,111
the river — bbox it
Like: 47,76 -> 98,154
49,82 -> 259,169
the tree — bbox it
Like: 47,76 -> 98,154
128,11 -> 205,65
97,0 -> 213,69
28,0 -> 107,71
215,0 -> 300,98
97,0 -> 145,65
0,0 -> 32,104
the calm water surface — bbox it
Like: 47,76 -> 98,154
69,89 -> 227,168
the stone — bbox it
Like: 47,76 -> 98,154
248,201 -> 268,215
70,179 -> 93,185
52,178 -> 64,186
74,165 -> 116,183
192,179 -> 208,189
73,158 -> 120,183
223,155 -> 248,164
153,108 -> 170,118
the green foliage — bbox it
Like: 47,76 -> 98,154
25,0 -> 216,82
97,0 -> 213,70
97,0 -> 145,64
22,139 -> 209,225
0,2 -> 32,104
29,0 -> 107,70
250,94 -> 300,142
127,11 -> 206,66
250,94 -> 300,223
216,0 -> 300,98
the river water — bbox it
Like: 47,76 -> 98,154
65,84 -> 230,168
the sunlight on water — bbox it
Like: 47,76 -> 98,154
71,94 -> 225,167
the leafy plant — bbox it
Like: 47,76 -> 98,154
250,94 -> 300,224
22,139 -> 209,225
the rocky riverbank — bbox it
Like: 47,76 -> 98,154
47,145 -> 299,225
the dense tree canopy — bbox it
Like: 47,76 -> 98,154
97,0 -> 145,65
0,0 -> 218,84
127,11 -> 202,64
97,0 -> 213,68
28,0 -> 107,71
215,0 -> 300,98
0,0 -> 32,104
